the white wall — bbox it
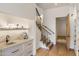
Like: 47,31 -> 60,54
43,6 -> 70,45
0,3 -> 36,20
56,17 -> 66,36
77,17 -> 79,50
68,7 -> 77,50
35,5 -> 43,49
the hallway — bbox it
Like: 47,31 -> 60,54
36,41 -> 75,56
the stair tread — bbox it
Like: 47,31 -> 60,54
40,34 -> 53,50
46,42 -> 51,46
47,43 -> 53,50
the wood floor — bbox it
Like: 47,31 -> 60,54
36,41 -> 75,56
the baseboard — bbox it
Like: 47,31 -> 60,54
57,36 -> 66,39
36,48 -> 41,51
36,47 -> 41,50
69,48 -> 74,51
69,48 -> 76,56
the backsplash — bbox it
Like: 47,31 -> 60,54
0,30 -> 29,43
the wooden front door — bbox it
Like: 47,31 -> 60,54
66,14 -> 70,49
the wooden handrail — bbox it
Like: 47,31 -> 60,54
35,8 -> 41,20
42,25 -> 54,34
35,8 -> 54,35
36,8 -> 40,16
42,27 -> 51,35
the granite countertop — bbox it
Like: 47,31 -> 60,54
0,38 -> 32,50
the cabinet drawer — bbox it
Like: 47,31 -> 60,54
23,40 -> 33,48
24,44 -> 33,51
26,50 -> 33,56
23,48 -> 33,56
25,40 -> 33,46
3,44 -> 23,56
23,42 -> 33,56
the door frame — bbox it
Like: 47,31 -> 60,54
56,16 -> 67,44
66,14 -> 71,49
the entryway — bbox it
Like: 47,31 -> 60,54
56,17 -> 67,48
36,15 -> 75,56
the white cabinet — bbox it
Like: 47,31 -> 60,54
3,44 -> 23,56
0,39 -> 33,56
23,40 -> 33,56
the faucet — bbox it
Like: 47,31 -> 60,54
23,32 -> 28,39
6,35 -> 10,44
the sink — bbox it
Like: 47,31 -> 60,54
6,42 -> 16,45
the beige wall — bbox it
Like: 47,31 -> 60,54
56,17 -> 66,36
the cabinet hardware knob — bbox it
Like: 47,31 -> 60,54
12,49 -> 19,53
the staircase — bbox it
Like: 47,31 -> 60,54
36,8 -> 54,50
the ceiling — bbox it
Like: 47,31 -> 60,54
36,3 -> 79,10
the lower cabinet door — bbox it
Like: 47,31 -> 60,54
23,49 -> 33,56
23,45 -> 33,56
23,40 -> 33,56
3,44 -> 23,56
2,40 -> 33,56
